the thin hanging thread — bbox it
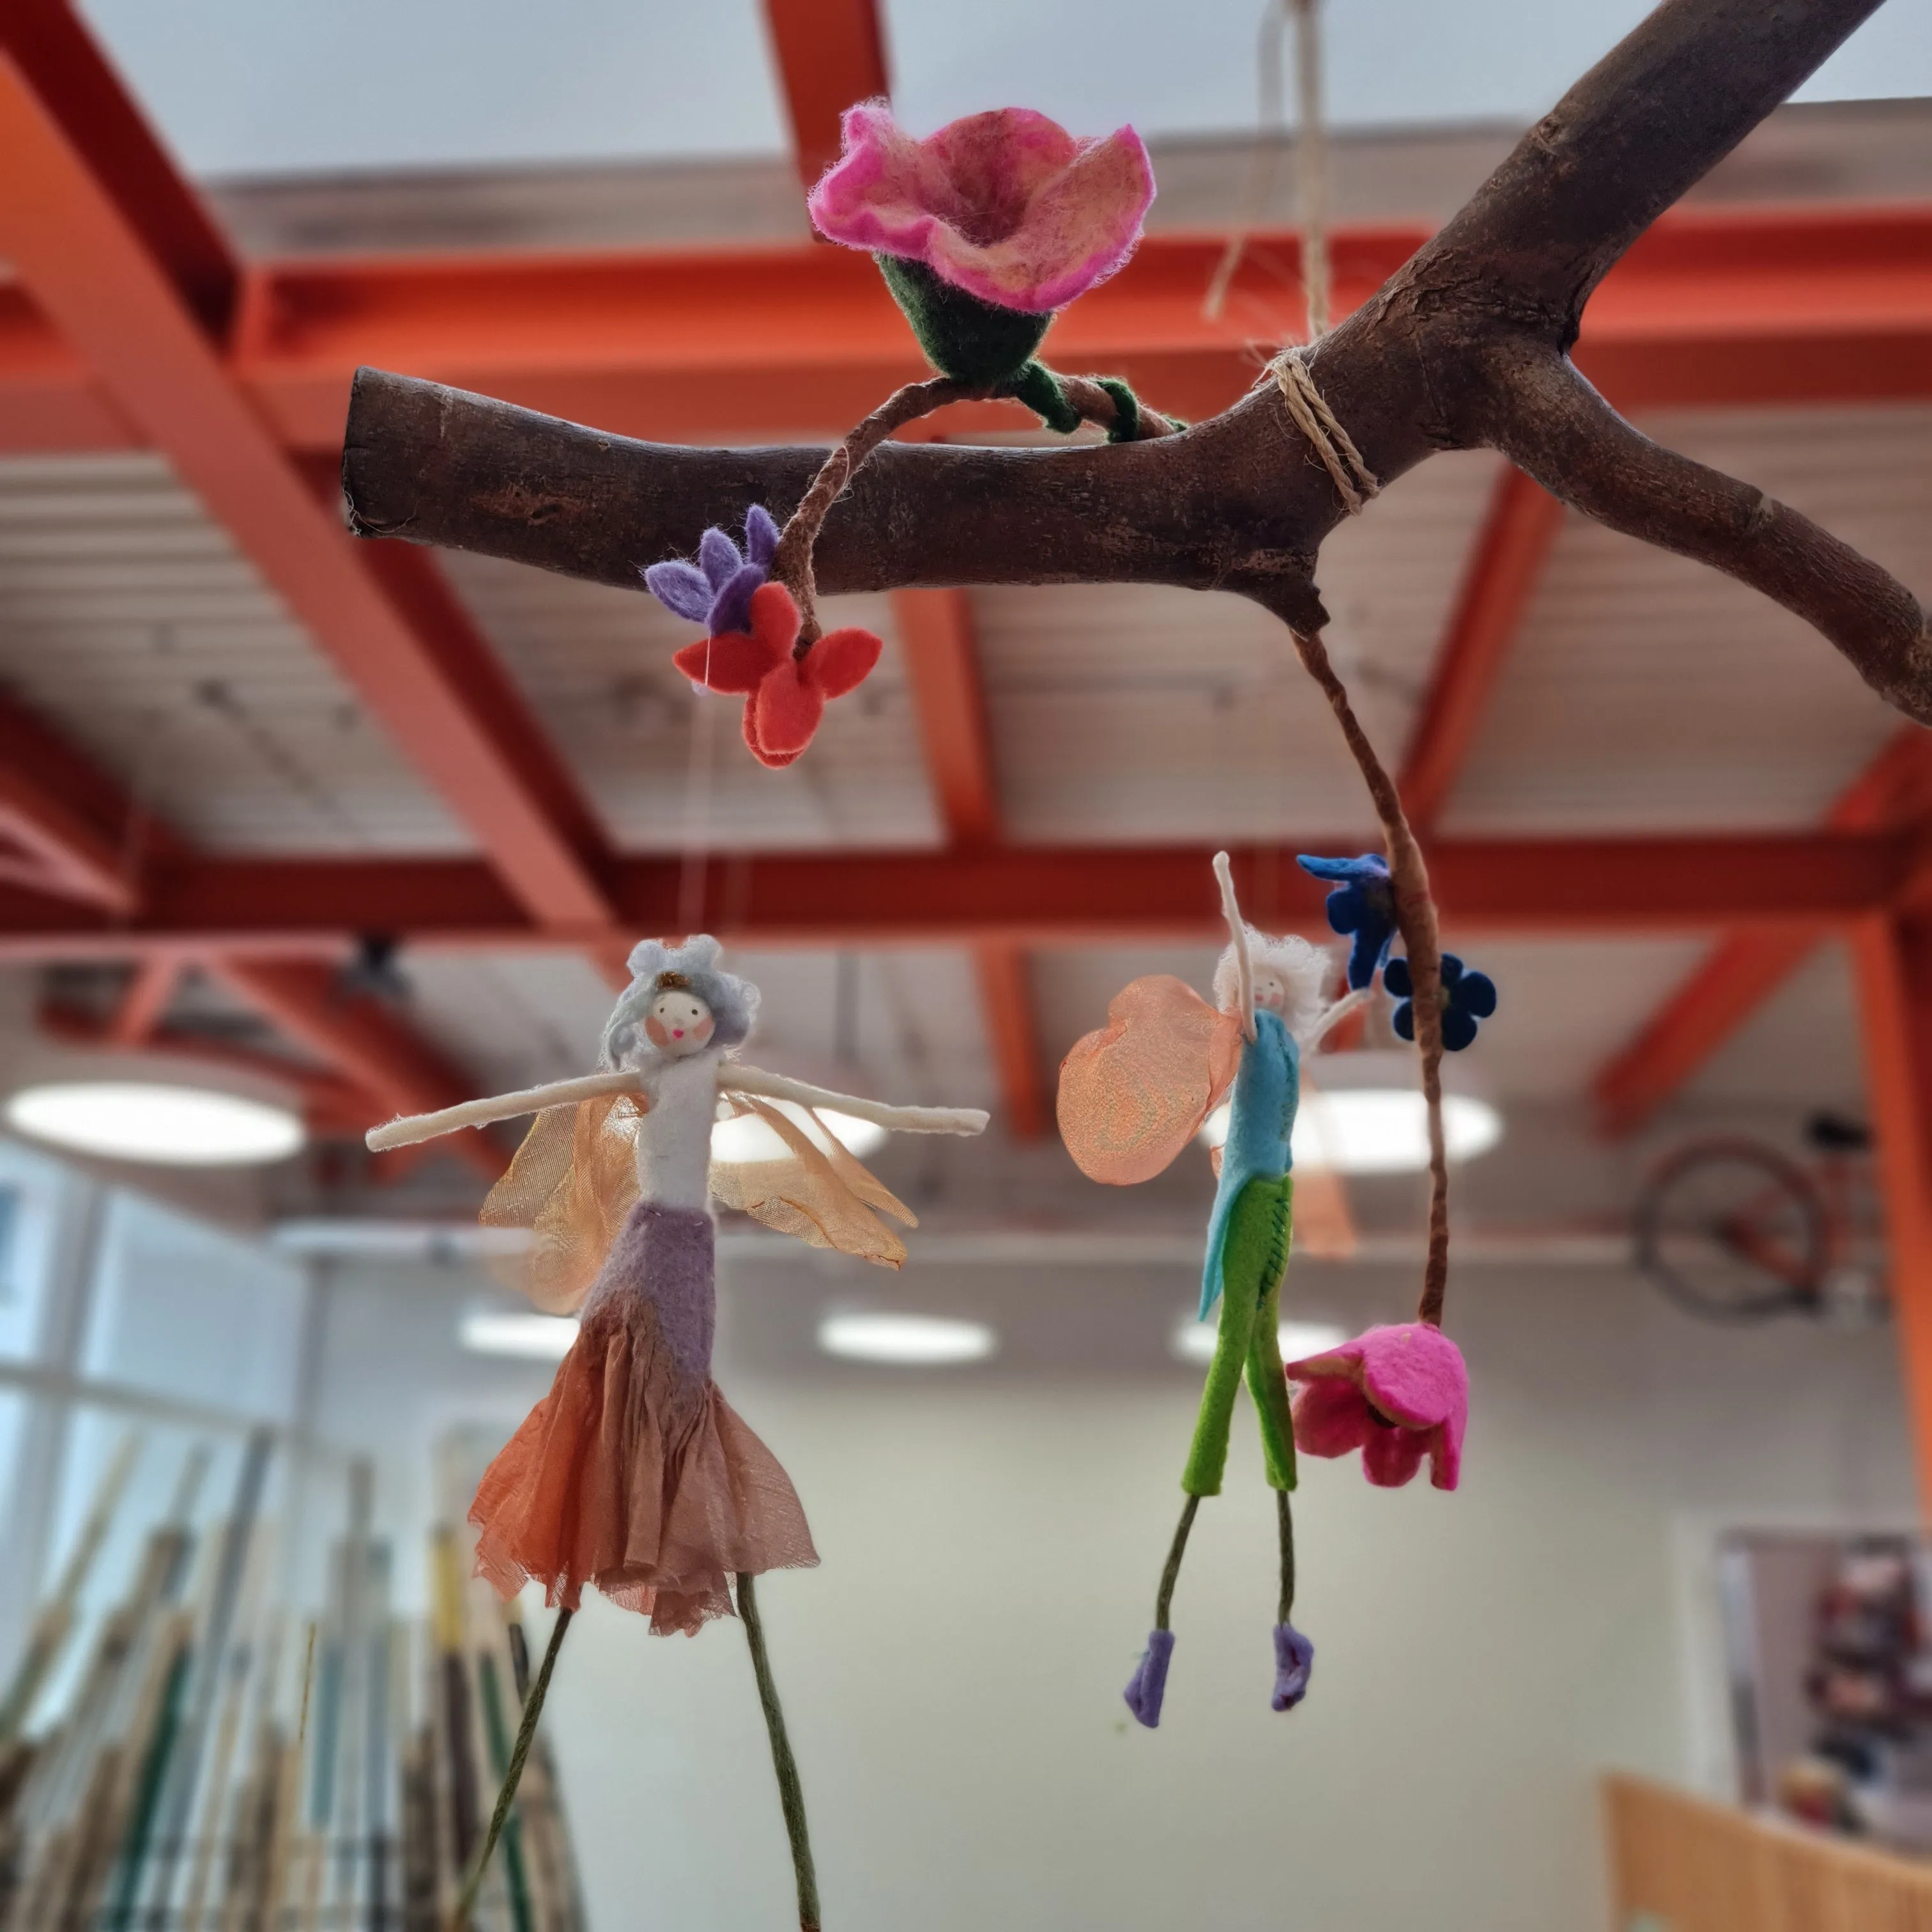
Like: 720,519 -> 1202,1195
1230,0 -> 1450,1328
1204,0 -> 1330,335
1268,351 -> 1380,514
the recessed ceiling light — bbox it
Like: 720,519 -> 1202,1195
816,1311 -> 996,1365
712,1100 -> 887,1163
461,1311 -> 579,1360
6,1080 -> 305,1167
1172,1316 -> 1348,1365
1200,1090 -> 1501,1174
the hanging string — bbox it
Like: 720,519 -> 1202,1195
1204,0 -> 1330,336
676,678 -> 718,937
1268,350 -> 1379,513
1209,0 -> 1451,1327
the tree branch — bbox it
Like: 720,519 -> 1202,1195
340,0 -> 1932,726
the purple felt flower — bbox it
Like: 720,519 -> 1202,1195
1297,852 -> 1395,991
1124,1628 -> 1175,1729
643,505 -> 779,637
1271,1622 -> 1314,1712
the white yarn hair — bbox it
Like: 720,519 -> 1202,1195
599,933 -> 760,1068
1213,927 -> 1336,1044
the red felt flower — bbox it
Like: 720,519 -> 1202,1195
673,582 -> 882,769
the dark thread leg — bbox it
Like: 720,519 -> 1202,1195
739,1572 -> 821,1932
448,1606 -> 571,1931
1154,1494 -> 1201,1632
1276,1487 -> 1297,1625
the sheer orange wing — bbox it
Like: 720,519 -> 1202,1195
709,1095 -> 915,1269
480,1092 -> 642,1314
1057,974 -> 1243,1184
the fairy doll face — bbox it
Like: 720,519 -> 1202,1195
645,988 -> 715,1056
1252,968 -> 1291,1016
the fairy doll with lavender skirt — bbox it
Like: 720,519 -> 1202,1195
367,936 -> 988,1928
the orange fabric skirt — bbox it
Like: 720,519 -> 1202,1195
470,1202 -> 817,1634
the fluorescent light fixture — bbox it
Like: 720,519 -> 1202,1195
816,1311 -> 996,1365
1200,1090 -> 1501,1174
1172,1317 -> 1349,1365
461,1310 -> 579,1360
7,1080 -> 305,1167
711,1100 -> 887,1164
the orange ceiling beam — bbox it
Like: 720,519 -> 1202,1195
203,957 -> 502,1177
0,831 -> 1908,958
761,0 -> 888,188
0,687 -> 189,915
893,585 -> 1047,1138
105,957 -> 179,1046
1849,913 -> 1932,1508
893,588 -> 1003,849
0,21 -> 620,940
1399,467 -> 1563,835
4,207 -> 1930,454
0,606 -> 491,1152
1591,727 -> 1932,1135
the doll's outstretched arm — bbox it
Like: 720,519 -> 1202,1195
728,1065 -> 989,1137
1303,986 -> 1371,1051
1213,850 -> 1257,1042
365,1068 -> 642,1152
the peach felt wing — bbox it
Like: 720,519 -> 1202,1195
1057,974 -> 1243,1184
479,1092 -> 643,1313
709,1093 -> 916,1269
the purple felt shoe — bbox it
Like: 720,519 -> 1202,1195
1271,1622 -> 1314,1711
1124,1629 -> 1176,1728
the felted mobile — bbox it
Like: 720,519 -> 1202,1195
1059,854 -> 1487,1725
365,939 -> 988,1928
337,0 -> 1932,1903
643,106 -> 1179,766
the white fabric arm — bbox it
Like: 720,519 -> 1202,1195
1213,850 -> 1257,1041
365,1068 -> 642,1152
1302,986 -> 1370,1051
727,1064 -> 989,1137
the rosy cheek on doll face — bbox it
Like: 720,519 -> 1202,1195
645,1015 -> 671,1046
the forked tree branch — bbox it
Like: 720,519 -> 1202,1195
342,0 -> 1932,725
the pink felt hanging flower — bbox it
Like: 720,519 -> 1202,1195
808,102 -> 1154,315
673,581 -> 882,770
1285,1323 -> 1469,1491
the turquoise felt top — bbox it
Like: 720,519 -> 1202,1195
1199,1007 -> 1300,1317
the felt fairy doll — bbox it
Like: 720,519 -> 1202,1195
1058,855 -> 1367,1728
366,935 -> 988,1928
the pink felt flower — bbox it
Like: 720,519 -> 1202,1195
1286,1322 -> 1468,1491
673,582 -> 881,770
808,102 -> 1154,314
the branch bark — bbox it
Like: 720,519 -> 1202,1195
341,0 -> 1931,725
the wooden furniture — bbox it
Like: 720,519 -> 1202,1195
1604,1774 -> 1932,1931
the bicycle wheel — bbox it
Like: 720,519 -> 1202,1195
1634,1138 -> 1828,1322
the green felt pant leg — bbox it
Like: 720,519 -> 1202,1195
1245,1177 -> 1298,1491
1181,1176 -> 1287,1496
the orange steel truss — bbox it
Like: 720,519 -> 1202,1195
4,0 -> 1932,1476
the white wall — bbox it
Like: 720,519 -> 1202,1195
301,1252 -> 1914,1932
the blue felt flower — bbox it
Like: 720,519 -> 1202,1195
1271,1621 -> 1314,1712
1296,852 -> 1396,991
643,505 -> 781,636
1384,953 -> 1498,1052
